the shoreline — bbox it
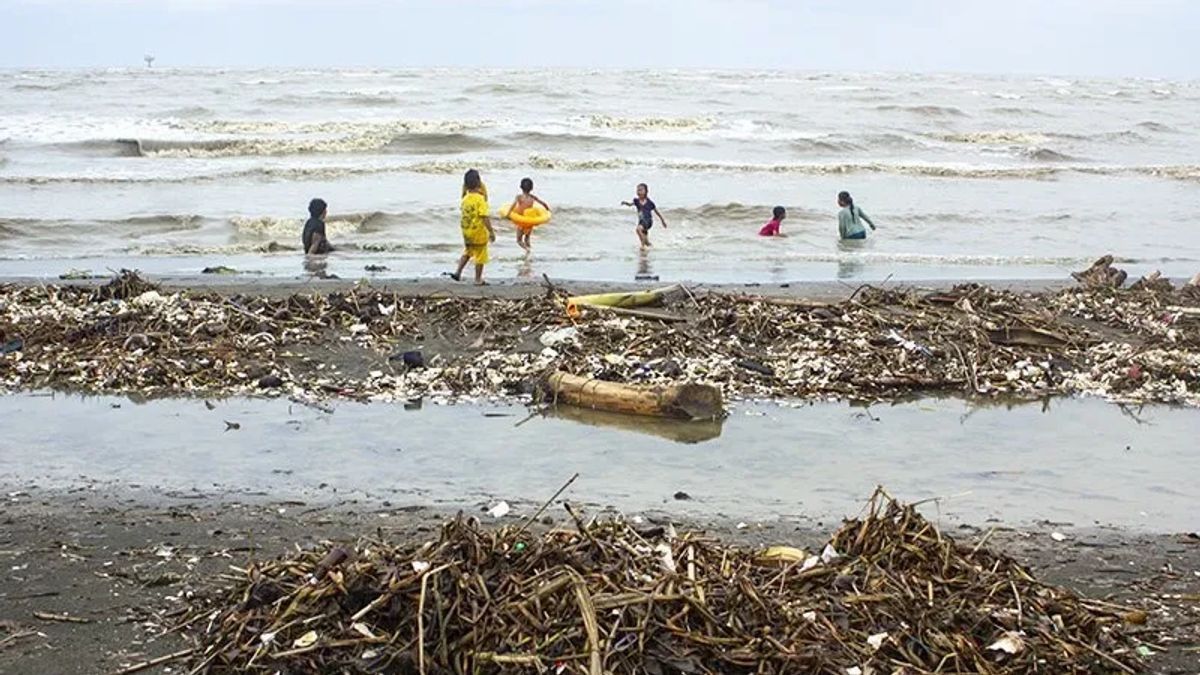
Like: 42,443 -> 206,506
1,483 -> 1197,674
1,273 -> 1083,301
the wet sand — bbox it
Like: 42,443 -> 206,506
1,484 -> 1198,674
0,272 -> 1080,302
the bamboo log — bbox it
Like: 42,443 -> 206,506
544,371 -> 723,421
565,285 -> 681,316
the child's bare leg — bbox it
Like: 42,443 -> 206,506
474,263 -> 486,285
452,254 -> 470,281
637,227 -> 651,248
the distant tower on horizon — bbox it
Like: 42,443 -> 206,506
144,55 -> 155,68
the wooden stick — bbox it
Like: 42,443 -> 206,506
515,472 -> 580,537
110,648 -> 194,675
33,611 -> 91,624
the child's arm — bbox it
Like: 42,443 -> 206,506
620,200 -> 633,207
307,232 -> 326,255
654,208 -> 668,228
859,209 -> 877,230
533,195 -> 551,210
484,215 -> 496,242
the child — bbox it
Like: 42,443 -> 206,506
759,206 -> 786,237
451,169 -> 496,285
621,183 -> 667,248
302,198 -> 333,254
507,177 -> 551,252
837,190 -> 877,240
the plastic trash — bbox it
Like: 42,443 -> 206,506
539,327 -> 578,348
486,501 -> 510,518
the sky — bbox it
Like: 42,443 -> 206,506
1,0 -> 1197,79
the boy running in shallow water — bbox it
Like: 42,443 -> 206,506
507,177 -> 551,252
621,183 -> 667,248
451,169 -> 496,285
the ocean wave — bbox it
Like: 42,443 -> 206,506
463,83 -> 527,95
158,106 -> 215,118
1021,148 -> 1077,162
1135,121 -> 1178,133
588,115 -> 715,132
5,160 -> 1200,185
383,132 -> 499,155
132,242 -> 297,256
167,118 -> 491,136
527,155 -> 632,171
0,214 -> 205,239
230,212 -> 389,238
936,131 -> 1051,145
987,106 -> 1054,117
875,104 -> 967,117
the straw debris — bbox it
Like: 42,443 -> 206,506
176,490 -> 1141,673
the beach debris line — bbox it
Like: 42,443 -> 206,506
2,268 -> 1199,406
174,490 -> 1142,673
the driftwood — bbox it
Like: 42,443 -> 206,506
544,371 -> 723,420
1071,255 -> 1128,289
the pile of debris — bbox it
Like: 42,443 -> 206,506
1,265 -> 1198,406
177,491 -> 1141,674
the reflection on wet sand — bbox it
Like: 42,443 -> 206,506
544,403 -> 725,444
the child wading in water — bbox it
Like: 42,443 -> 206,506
759,206 -> 786,237
452,169 -> 496,285
507,177 -> 551,252
621,183 -> 667,248
837,190 -> 877,240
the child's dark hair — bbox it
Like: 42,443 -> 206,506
308,198 -> 327,218
637,182 -> 648,192
520,177 -> 533,193
838,190 -> 855,223
772,206 -> 786,220
463,169 -> 482,191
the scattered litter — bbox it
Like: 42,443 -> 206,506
486,501 -> 510,518
2,268 -> 1199,408
1051,532 -> 1068,542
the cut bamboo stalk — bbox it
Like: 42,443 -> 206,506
565,284 -> 682,316
544,371 -> 723,420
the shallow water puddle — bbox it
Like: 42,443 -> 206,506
1,393 -> 1197,531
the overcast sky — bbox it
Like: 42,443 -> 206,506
2,0 -> 1196,79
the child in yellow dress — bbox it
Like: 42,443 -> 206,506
452,169 -> 496,285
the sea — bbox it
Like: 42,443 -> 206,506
0,68 -> 1197,283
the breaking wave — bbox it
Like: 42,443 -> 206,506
875,104 -> 967,117
588,115 -> 715,132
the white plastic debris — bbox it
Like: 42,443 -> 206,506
987,631 -> 1026,654
539,326 -> 578,347
132,290 -> 167,307
411,561 -> 431,574
292,630 -> 318,648
846,667 -> 863,675
655,543 -> 677,573
867,632 -> 888,650
1050,532 -> 1067,542
486,501 -> 511,518
820,544 -> 841,564
259,631 -> 277,645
